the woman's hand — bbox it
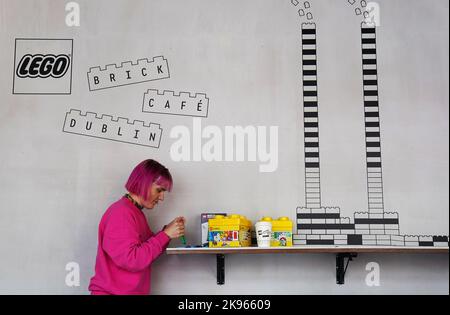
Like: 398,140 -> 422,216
163,217 -> 186,239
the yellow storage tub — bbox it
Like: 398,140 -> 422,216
208,214 -> 252,247
271,217 -> 293,247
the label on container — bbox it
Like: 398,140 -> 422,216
272,232 -> 292,246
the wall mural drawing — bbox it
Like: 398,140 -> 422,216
3,0 -> 448,295
142,89 -> 210,118
87,56 -> 170,91
56,0 -> 447,248
293,2 -> 448,247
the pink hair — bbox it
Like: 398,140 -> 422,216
125,159 -> 173,201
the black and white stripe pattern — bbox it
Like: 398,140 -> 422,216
361,22 -> 384,215
293,23 -> 448,248
294,234 -> 449,247
302,23 -> 321,209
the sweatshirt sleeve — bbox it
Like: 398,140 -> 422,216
102,208 -> 171,272
161,225 -> 170,251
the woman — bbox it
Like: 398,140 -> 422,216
88,159 -> 185,295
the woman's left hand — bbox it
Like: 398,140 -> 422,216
163,217 -> 186,239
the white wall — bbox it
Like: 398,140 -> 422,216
0,0 -> 448,294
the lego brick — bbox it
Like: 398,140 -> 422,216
297,207 -> 311,214
307,240 -> 334,245
301,22 -> 316,30
354,218 -> 397,225
368,192 -> 383,198
339,218 -> 350,224
88,56 -> 170,91
384,224 -> 400,230
347,234 -> 363,245
368,224 -> 385,229
405,236 -> 419,242
306,193 -> 321,199
355,212 -> 370,219
63,109 -> 162,148
384,212 -> 399,219
325,230 -> 341,235
419,236 -> 433,242
325,207 -> 341,214
298,213 -> 337,220
391,235 -> 404,242
419,242 -> 434,247
385,230 -> 400,235
142,89 -> 209,118
433,236 -> 448,243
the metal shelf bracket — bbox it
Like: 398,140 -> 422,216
217,254 -> 225,285
336,253 -> 358,285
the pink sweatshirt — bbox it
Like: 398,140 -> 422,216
88,196 -> 171,295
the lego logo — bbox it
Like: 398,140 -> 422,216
16,54 -> 71,78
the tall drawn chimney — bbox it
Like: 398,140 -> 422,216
302,23 -> 322,209
361,22 -> 385,215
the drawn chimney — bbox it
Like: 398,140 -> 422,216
301,23 -> 321,209
361,22 -> 385,215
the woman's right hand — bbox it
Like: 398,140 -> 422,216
163,216 -> 186,239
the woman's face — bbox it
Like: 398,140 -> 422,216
142,183 -> 167,209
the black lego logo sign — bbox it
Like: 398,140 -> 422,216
16,54 -> 71,78
13,39 -> 73,95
